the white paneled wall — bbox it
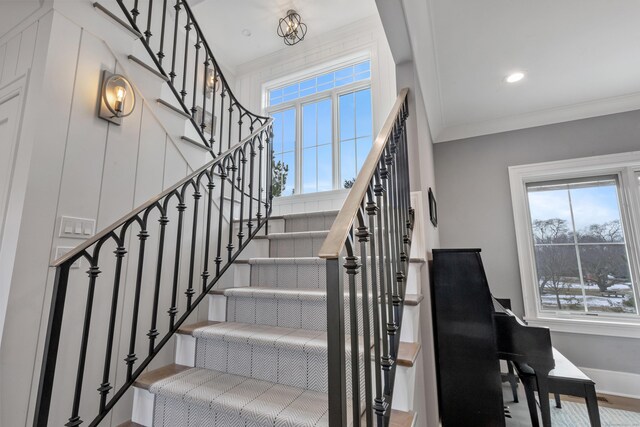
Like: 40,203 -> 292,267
0,8 -> 212,427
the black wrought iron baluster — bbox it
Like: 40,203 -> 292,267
265,127 -> 274,233
380,160 -> 398,366
191,34 -> 201,117
374,173 -> 393,399
227,161 -> 238,261
227,103 -> 234,151
256,138 -> 264,225
356,209 -> 373,426
170,198 -> 186,328
126,224 -> 149,380
157,0 -> 168,65
180,15 -> 191,102
67,262 -> 101,427
366,188 -> 387,424
237,149 -> 247,247
187,188 -> 201,305
201,176 -> 214,290
144,0 -> 154,42
344,246 -> 361,427
247,140 -> 256,235
218,88 -> 226,156
214,163 -> 227,275
148,213 -> 168,355
99,242 -> 127,412
210,69 -> 218,153
201,55 -> 209,135
169,0 -> 181,84
131,0 -> 140,24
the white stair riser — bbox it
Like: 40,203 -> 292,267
237,238 -> 270,259
392,364 -> 417,412
208,294 -> 227,321
405,263 -> 422,294
250,261 -> 326,289
132,387 -> 154,427
400,305 -> 420,343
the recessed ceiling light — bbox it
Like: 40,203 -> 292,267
505,72 -> 525,83
241,29 -> 252,37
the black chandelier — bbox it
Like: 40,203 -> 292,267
277,10 -> 307,46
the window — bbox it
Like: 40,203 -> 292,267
266,59 -> 373,196
510,153 -> 640,338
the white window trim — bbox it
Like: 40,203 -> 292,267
509,151 -> 640,339
263,57 -> 373,195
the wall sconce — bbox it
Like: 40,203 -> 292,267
205,67 -> 219,99
99,70 -> 135,125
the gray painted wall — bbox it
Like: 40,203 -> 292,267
433,109 -> 640,375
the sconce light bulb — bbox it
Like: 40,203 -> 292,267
114,85 -> 127,113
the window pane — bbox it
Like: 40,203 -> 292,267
317,144 -> 333,192
335,76 -> 354,87
354,60 -> 370,74
339,93 -> 355,141
302,103 -> 317,148
341,140 -> 356,187
356,137 -> 372,171
283,109 -> 296,152
317,99 -> 332,145
527,187 -> 573,244
281,151 -> 295,196
534,245 -> 583,312
272,112 -> 283,153
570,181 -> 624,243
303,147 -> 317,193
579,244 -> 636,314
355,88 -> 372,137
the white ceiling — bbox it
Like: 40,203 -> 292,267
191,0 -> 378,72
425,0 -> 640,141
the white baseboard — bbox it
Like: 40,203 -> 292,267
579,367 -> 640,399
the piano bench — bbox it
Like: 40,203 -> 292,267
516,348 -> 601,427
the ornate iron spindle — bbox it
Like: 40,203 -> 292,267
191,35 -> 201,116
356,209 -> 373,426
126,225 -> 149,380
169,0 -> 181,83
237,149 -> 247,247
157,0 -> 168,64
344,247 -> 361,426
144,0 -> 153,41
214,163 -> 227,274
201,178 -> 214,292
148,213 -> 168,355
67,262 -> 101,427
180,15 -> 191,102
170,198 -> 186,327
227,162 -> 238,261
186,188 -> 201,306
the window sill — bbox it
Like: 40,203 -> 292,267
524,315 -> 640,339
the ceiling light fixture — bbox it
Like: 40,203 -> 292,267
277,9 -> 307,46
505,72 -> 525,83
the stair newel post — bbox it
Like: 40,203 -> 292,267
169,0 -> 181,84
33,263 -> 71,427
170,196 -> 186,327
366,187 -> 388,424
180,15 -> 191,103
186,185 -> 201,305
214,162 -> 227,275
356,208 -> 374,426
373,172 -> 394,400
99,239 -> 128,412
68,258 -> 102,427
326,256 -> 348,427
157,0 -> 168,64
201,174 -> 214,292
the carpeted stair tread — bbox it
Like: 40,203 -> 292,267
149,367 -> 346,426
224,286 -> 327,301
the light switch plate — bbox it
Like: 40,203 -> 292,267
55,247 -> 81,269
60,216 -> 96,239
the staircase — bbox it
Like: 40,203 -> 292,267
32,1 -> 419,426
129,210 -> 421,426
